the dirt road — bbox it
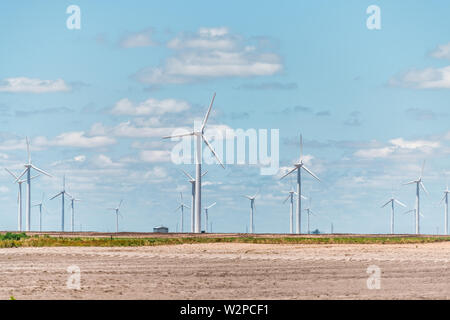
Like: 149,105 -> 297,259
0,242 -> 449,299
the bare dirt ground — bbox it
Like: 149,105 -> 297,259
0,241 -> 449,299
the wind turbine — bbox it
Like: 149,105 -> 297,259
15,137 -> 52,231
440,186 -> 450,235
243,191 -> 259,233
163,93 -> 224,233
404,209 -> 424,234
50,176 -> 73,232
108,200 -> 123,233
32,193 -> 45,232
283,188 -> 307,234
175,192 -> 190,233
4,168 -> 39,231
204,202 -> 216,233
403,161 -> 428,234
381,196 -> 406,234
280,135 -> 320,234
180,169 -> 207,233
304,198 -> 317,235
69,196 -> 81,232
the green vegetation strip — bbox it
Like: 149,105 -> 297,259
0,233 -> 450,248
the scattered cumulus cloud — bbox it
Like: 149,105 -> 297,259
133,27 -> 282,84
0,77 -> 70,93
111,97 -> 190,116
119,28 -> 156,48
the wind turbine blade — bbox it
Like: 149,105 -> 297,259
26,136 -> 31,164
299,134 -> 303,161
118,199 -> 123,208
243,195 -> 252,200
300,194 -> 308,200
381,199 -> 392,208
14,168 -> 28,182
420,181 -> 429,195
201,92 -> 216,132
420,160 -> 426,179
394,199 -> 406,207
30,174 -> 40,181
202,135 -> 224,168
30,164 -> 52,177
162,132 -> 194,139
301,165 -> 320,182
283,194 -> 290,203
440,193 -> 447,204
4,168 -> 18,180
280,167 -> 297,180
174,205 -> 182,212
403,180 -> 417,185
180,169 -> 194,181
65,191 -> 73,199
403,210 -> 414,215
201,170 -> 208,177
420,212 -> 425,218
50,192 -> 62,200
184,204 -> 191,209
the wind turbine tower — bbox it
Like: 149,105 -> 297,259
440,186 -> 450,235
50,176 -> 73,232
204,202 -> 216,233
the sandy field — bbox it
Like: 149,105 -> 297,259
0,242 -> 449,299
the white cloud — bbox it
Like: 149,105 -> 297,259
111,97 -> 190,116
0,77 -> 70,93
74,155 -> 86,162
390,66 -> 450,89
92,154 -> 123,168
134,27 -> 282,84
34,132 -> 116,148
140,150 -> 171,163
431,43 -> 450,59
119,29 -> 155,48
143,166 -> 168,179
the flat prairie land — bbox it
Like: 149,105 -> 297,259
0,235 -> 449,299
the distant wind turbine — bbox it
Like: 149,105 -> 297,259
243,191 -> 259,233
180,169 -> 207,233
175,192 -> 190,233
32,193 -> 45,232
440,185 -> 450,235
108,200 -> 123,233
280,135 -> 320,234
15,137 -> 52,231
304,198 -> 317,235
404,209 -> 424,234
283,188 -> 307,234
164,93 -> 225,233
69,196 -> 81,232
381,196 -> 406,234
4,168 -> 39,231
204,202 -> 216,233
50,176 -> 73,232
403,161 -> 428,234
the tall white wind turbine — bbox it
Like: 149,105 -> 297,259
381,196 -> 406,234
175,192 -> 190,233
5,168 -> 39,231
164,93 -> 224,233
15,137 -> 52,231
108,200 -> 123,233
50,176 -> 73,232
403,161 -> 428,235
204,202 -> 216,233
280,135 -> 320,234
243,191 -> 259,233
440,186 -> 450,235
283,188 -> 307,234
180,169 -> 207,233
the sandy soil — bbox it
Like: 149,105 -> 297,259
0,242 -> 449,299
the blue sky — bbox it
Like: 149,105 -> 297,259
1,1 -> 450,234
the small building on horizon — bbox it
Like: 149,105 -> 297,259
153,226 -> 169,233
